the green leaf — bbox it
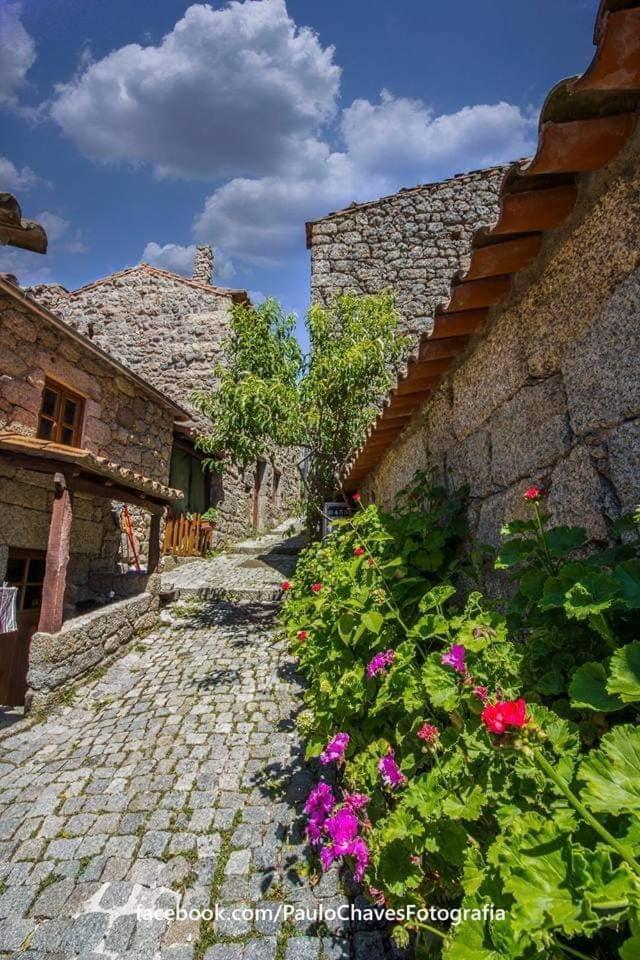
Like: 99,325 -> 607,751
579,725 -> 640,815
569,662 -> 623,713
563,571 -> 619,620
545,526 -> 587,558
361,610 -> 384,633
375,839 -> 423,895
337,613 -> 355,642
422,655 -> 460,711
613,559 -> 640,609
608,642 -> 640,704
494,538 -> 537,570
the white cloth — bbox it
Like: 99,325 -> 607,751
0,585 -> 18,633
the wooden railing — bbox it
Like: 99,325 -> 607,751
162,514 -> 214,557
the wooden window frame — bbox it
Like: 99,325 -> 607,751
37,379 -> 85,448
5,549 -> 47,613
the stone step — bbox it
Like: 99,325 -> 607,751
170,583 -> 284,602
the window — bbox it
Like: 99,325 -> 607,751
37,380 -> 84,447
6,550 -> 46,612
272,469 -> 282,504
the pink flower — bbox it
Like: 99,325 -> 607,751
304,782 -> 336,820
297,630 -> 309,641
417,723 -> 439,745
311,583 -> 324,594
366,649 -> 395,679
378,749 -> 407,789
441,644 -> 466,674
369,886 -> 386,907
481,698 -> 528,735
352,492 -> 362,502
473,685 -> 489,702
281,581 -> 293,591
320,732 -> 350,765
354,546 -> 366,557
320,844 -> 338,872
350,836 -> 370,882
343,792 -> 369,811
325,809 -> 359,850
523,486 -> 545,502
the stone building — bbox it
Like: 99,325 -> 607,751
0,262 -> 186,709
343,1 -> 640,569
306,166 -> 507,344
29,247 -> 301,544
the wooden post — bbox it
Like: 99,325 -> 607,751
38,472 -> 73,635
148,512 -> 161,574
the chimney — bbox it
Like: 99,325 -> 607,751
192,244 -> 213,284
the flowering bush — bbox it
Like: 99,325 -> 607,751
281,474 -> 640,959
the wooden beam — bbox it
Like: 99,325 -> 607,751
68,476 -> 165,514
418,337 -> 468,362
148,513 -> 162,574
38,473 -> 73,635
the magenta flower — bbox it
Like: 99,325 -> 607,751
320,844 -> 338,872
350,836 -> 370,882
306,818 -> 324,848
304,782 -> 336,820
366,649 -> 395,679
473,685 -> 489,702
343,792 -> 369,811
320,732 -> 350,765
378,749 -> 407,789
325,809 -> 359,850
441,644 -> 466,674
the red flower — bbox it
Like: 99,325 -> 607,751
523,486 -> 545,502
481,698 -> 527,735
311,583 -> 323,594
352,492 -> 362,502
281,581 -> 293,591
354,546 -> 366,557
297,630 -> 309,641
417,723 -> 439,745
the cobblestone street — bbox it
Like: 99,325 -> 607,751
0,549 -> 394,960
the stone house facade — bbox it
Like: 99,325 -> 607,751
306,166 -> 507,344
0,273 -> 185,708
342,4 -> 640,578
29,248 -> 301,544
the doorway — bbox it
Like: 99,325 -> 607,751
252,460 -> 267,533
0,549 -> 45,706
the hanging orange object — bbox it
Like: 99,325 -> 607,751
121,505 -> 141,572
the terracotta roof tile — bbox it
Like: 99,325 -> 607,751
345,1 -> 640,487
0,193 -> 47,254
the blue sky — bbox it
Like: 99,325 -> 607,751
1,0 -> 598,346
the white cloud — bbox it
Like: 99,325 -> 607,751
35,211 -> 69,242
141,241 -> 235,280
0,3 -> 36,105
342,91 -> 535,180
51,0 -> 340,180
0,154 -> 41,191
194,93 -> 536,266
0,245 -> 51,285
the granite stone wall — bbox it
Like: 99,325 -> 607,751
29,264 -> 300,539
308,166 -> 507,343
0,291 -> 176,607
27,578 -> 161,711
361,132 -> 640,569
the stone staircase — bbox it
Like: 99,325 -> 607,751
160,519 -> 306,603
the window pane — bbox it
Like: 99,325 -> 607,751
60,427 -> 75,446
42,388 -> 58,417
63,398 -> 78,426
27,558 -> 46,583
6,557 -> 26,584
23,585 -> 43,610
37,417 -> 54,440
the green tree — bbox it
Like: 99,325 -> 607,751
192,292 -> 407,530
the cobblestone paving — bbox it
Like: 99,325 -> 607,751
0,591 -> 394,960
